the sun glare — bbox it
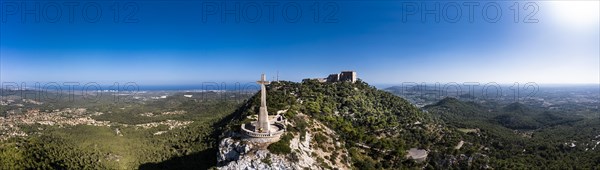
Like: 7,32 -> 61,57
546,1 -> 600,31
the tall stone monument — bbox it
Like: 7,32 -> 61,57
240,74 -> 285,142
256,74 -> 271,133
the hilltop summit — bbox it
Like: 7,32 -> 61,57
216,79 -> 458,169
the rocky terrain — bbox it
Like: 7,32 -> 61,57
217,112 -> 351,170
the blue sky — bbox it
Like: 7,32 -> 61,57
1,1 -> 598,85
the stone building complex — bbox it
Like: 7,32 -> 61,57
305,71 -> 358,83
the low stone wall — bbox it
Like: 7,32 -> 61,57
240,122 -> 286,143
241,135 -> 282,143
240,123 -> 285,137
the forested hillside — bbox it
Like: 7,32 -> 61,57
425,97 -> 600,169
221,80 -> 483,169
0,92 -> 247,169
223,80 -> 600,169
2,81 -> 598,169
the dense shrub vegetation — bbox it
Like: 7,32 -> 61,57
225,80 -> 448,168
267,133 -> 293,155
229,80 -> 600,169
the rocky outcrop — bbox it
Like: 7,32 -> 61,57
217,114 -> 351,170
217,136 -> 293,170
217,138 -> 252,164
219,147 -> 291,170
